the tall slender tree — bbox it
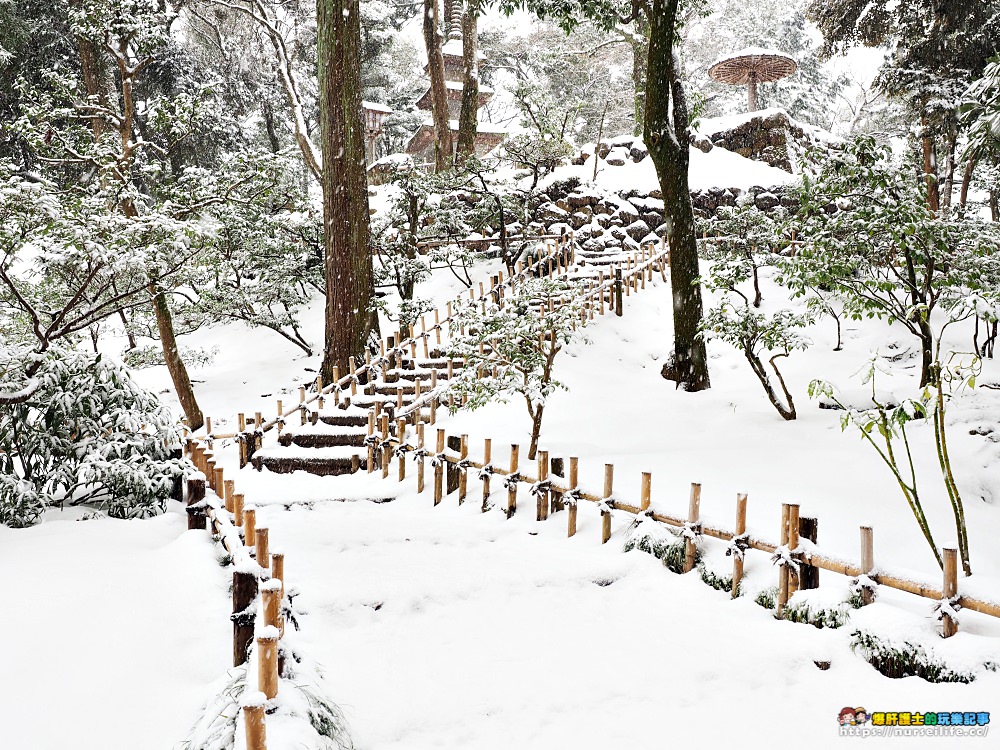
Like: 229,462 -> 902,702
455,6 -> 480,164
317,0 -> 375,381
424,0 -> 454,171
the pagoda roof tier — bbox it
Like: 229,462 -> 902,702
404,121 -> 506,156
415,81 -> 495,111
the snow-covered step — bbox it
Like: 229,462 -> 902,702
252,444 -> 366,476
278,429 -> 367,449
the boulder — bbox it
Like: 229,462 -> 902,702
625,219 -> 651,241
630,144 -> 649,162
536,203 -> 568,224
606,147 -> 629,166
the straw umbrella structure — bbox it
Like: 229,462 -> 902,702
708,48 -> 797,112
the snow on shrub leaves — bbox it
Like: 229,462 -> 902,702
0,345 -> 187,526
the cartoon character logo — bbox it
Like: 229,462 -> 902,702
839,707 -> 857,726
855,708 -> 869,725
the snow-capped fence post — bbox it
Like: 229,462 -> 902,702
429,370 -> 438,424
614,268 -> 623,317
331,367 -> 341,407
536,450 -> 549,521
245,507 -> 257,547
271,552 -> 284,597
416,422 -> 426,493
550,457 -> 565,512
397,418 -> 407,481
683,483 -> 702,573
434,309 -> 442,346
567,457 -> 579,538
506,444 -> 519,518
262,579 -> 282,635
348,356 -> 358,398
298,388 -> 306,425
380,414 -> 391,480
367,413 -> 376,474
481,439 -> 492,511
776,504 -> 791,618
731,493 -> 748,599
257,629 -> 279,699
232,570 -> 258,666
942,548 -> 959,638
799,517 -> 819,589
242,696 -> 267,750
859,526 -> 875,606
204,457 -> 215,491
787,504 -> 801,597
170,447 -> 183,503
315,375 -> 324,411
276,400 -> 283,433
434,429 -> 446,506
213,467 -> 225,502
186,476 -> 207,530
256,527 -> 270,571
640,472 -> 651,512
224,479 -> 235,513
458,434 -> 469,504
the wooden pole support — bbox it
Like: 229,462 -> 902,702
276,400 -> 283,433
256,527 -> 270,570
242,701 -> 267,750
224,479 -> 235,514
433,429 -> 445,506
271,552 -> 285,598
537,450 -> 549,521
860,526 -> 874,606
416,422 -> 426,493
614,267 -> 623,316
942,547 -> 959,638
257,631 -> 279,699
799,516 -> 819,590
367,412 -> 376,474
245,507 -> 257,548
640,472 -> 651,512
458,434 -> 469,504
732,493 -> 748,598
603,463 -> 614,501
787,503 -> 801,597
567,457 -> 579,538
213,467 -> 225,501
777,503 -> 791,617
601,507 -> 612,544
232,570 -> 258,666
397,418 -> 407,481
262,582 -> 282,629
683,483 -> 701,574
380,414 -> 391,479
186,477 -> 207,530
234,493 -> 245,528
481,438 -> 492,512
507,444 -> 519,519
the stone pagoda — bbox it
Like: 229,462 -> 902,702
405,7 -> 506,163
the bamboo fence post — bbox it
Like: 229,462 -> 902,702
276,400 -> 283,433
434,309 -> 441,346
614,267 -> 623,316
238,412 -> 247,431
481,438 -> 492,512
506,444 -> 519,519
349,356 -> 358,397
243,699 -> 267,750
204,458 -> 215,490
255,412 -> 262,429
332,367 -> 341,407
799,516 -> 819,589
232,570 -> 257,666
433,429 -> 445,506
233,492 -> 244,528
732,493 -> 748,599
397,418 -> 407,481
186,476 -> 207,530
262,581 -> 281,629
367,412 -> 376,474
776,503 -> 791,618
224,479 -> 235,514
271,552 -> 285,598
205,416 -> 212,437
396,386 -> 404,413
380,414 -> 391,479
859,526 -> 874,605
298,387 -> 306,425
640,472 -> 651,512
787,504 -> 801,597
601,464 -> 614,544
214,467 -> 225,500
245,507 -> 257,548
683,483 -> 701,573
256,527 -> 270,571
257,629 -> 279,699
458,434 -> 469,504
567,457 -> 579,538
942,548 -> 959,638
316,375 -> 324,410
536,450 -> 549,521
416,422 -> 426,493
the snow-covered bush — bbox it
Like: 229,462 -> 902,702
446,277 -> 588,460
850,630 -> 997,683
0,345 -> 187,526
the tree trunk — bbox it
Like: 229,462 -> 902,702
317,0 -> 375,382
628,20 -> 649,137
455,9 -> 479,164
151,287 -> 204,431
920,116 -> 940,213
644,0 -> 710,392
423,0 -> 453,172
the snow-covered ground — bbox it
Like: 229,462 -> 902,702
0,505 -> 230,749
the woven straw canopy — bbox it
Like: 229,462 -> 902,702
708,49 -> 797,111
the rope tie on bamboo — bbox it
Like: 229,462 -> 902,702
230,602 -> 257,628
726,532 -> 750,560
456,458 -> 473,472
850,573 -> 877,601
363,434 -> 381,447
770,544 -> 799,572
561,488 -> 582,506
681,520 -> 703,541
477,464 -> 495,480
378,438 -> 395,454
528,479 -> 551,497
597,498 -> 614,513
274,415 -> 284,427
430,452 -> 449,468
410,447 -> 429,462
934,595 -> 962,624
502,472 -> 521,490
